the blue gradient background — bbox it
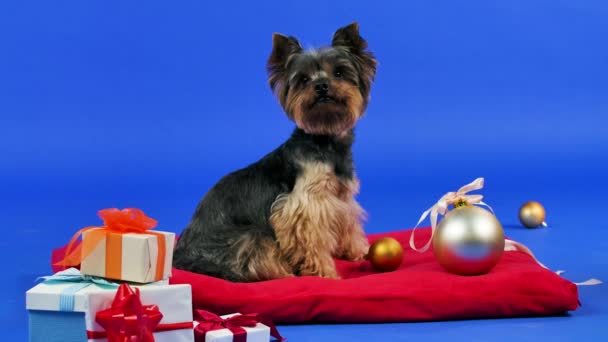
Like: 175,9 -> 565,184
1,1 -> 607,340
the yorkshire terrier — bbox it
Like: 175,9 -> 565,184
173,22 -> 377,282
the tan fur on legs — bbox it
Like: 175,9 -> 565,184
333,178 -> 370,261
338,221 -> 369,261
270,161 -> 369,278
232,234 -> 294,282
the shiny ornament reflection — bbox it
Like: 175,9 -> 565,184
433,205 -> 505,275
367,237 -> 404,272
519,201 -> 547,228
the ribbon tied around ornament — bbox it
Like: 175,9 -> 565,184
408,178 -> 602,286
409,177 -> 493,252
194,309 -> 285,342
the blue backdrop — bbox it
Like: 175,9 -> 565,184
2,0 -> 607,340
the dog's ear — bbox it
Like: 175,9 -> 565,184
267,33 -> 302,95
332,22 -> 377,100
332,22 -> 367,52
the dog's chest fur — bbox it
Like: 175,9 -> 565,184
270,159 -> 365,264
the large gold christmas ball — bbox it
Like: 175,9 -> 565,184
433,205 -> 505,275
368,237 -> 404,272
519,201 -> 546,228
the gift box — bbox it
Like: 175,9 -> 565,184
80,227 -> 175,283
26,269 -> 193,342
193,310 -> 284,342
56,208 -> 176,283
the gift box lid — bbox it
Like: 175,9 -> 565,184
27,281 -> 111,313
26,277 -> 170,312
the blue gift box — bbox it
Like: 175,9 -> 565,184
29,310 -> 87,342
25,269 -> 192,342
26,276 -> 114,342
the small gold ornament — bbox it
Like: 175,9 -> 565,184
519,201 -> 547,228
367,237 -> 404,272
433,205 -> 505,275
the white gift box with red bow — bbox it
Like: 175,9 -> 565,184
193,313 -> 271,342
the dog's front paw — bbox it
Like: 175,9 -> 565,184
300,257 -> 340,279
301,267 -> 340,279
342,239 -> 370,262
349,252 -> 367,262
319,268 -> 341,280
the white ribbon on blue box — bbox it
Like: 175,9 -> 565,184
26,268 -> 192,342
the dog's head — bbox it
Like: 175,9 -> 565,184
267,22 -> 377,136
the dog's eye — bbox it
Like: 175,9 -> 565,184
334,70 -> 343,78
300,76 -> 309,84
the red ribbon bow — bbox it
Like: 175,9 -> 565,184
194,309 -> 285,342
99,208 -> 159,232
93,283 -> 163,342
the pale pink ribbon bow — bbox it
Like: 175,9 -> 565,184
409,177 -> 493,253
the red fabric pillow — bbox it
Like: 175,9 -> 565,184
51,227 -> 579,323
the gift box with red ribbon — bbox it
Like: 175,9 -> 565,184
55,208 -> 175,283
26,269 -> 193,342
87,283 -> 194,342
193,310 -> 284,342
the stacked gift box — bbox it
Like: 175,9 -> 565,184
25,208 -> 283,342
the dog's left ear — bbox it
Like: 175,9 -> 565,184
332,22 -> 377,100
332,22 -> 367,52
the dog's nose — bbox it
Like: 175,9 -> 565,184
314,79 -> 329,95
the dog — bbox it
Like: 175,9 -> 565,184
173,22 -> 377,282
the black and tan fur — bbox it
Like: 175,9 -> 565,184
173,22 -> 377,282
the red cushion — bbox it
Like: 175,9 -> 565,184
51,227 -> 579,323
